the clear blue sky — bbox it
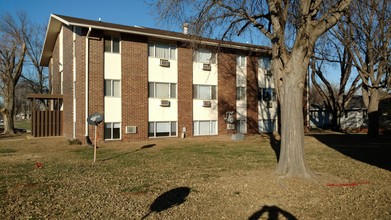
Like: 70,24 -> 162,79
0,0 -> 162,29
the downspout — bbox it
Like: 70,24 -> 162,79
85,27 -> 92,139
72,27 -> 77,139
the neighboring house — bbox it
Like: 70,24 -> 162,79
309,96 -> 368,130
39,14 -> 277,142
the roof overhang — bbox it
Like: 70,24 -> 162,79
40,14 -> 271,66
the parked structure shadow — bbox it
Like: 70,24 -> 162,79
312,133 -> 391,171
249,205 -> 297,220
101,144 -> 156,161
142,187 -> 191,219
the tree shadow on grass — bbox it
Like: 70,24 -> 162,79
101,144 -> 156,161
312,133 -> 391,171
266,133 -> 281,162
249,205 -> 297,220
142,187 -> 191,219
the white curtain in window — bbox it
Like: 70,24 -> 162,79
199,121 -> 210,135
199,85 -> 210,100
156,83 -> 169,98
156,44 -> 170,59
113,80 -> 120,97
196,50 -> 211,63
156,122 -> 170,132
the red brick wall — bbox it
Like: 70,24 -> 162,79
178,46 -> 193,137
87,30 -> 105,142
61,25 -> 74,139
74,27 -> 87,142
217,52 -> 237,135
121,34 -> 149,141
51,35 -> 60,95
246,56 -> 259,134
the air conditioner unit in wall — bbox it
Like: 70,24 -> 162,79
160,100 -> 170,107
202,63 -> 211,71
202,100 -> 212,107
160,59 -> 170,67
126,126 -> 137,134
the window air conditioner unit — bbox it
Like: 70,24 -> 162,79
202,100 -> 212,107
202,63 -> 211,71
160,100 -> 170,107
126,126 -> 137,134
160,59 -> 170,67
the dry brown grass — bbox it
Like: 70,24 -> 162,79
0,134 -> 390,219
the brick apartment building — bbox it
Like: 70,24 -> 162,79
39,14 -> 277,142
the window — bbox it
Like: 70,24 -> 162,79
104,122 -> 121,140
258,88 -> 276,102
259,120 -> 276,133
193,85 -> 217,100
148,43 -> 176,59
193,121 -> 217,135
236,87 -> 246,100
104,36 -> 120,53
105,80 -> 120,97
194,49 -> 216,64
236,120 -> 247,134
237,55 -> 246,67
148,82 -> 177,98
148,121 -> 177,137
258,57 -> 271,70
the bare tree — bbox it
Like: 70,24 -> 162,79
152,0 -> 351,177
310,37 -> 361,131
21,22 -> 49,96
0,12 -> 28,134
335,0 -> 390,138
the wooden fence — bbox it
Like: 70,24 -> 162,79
27,94 -> 63,137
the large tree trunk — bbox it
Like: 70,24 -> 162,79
366,88 -> 380,138
275,52 -> 312,178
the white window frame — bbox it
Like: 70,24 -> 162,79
148,43 -> 177,60
104,122 -> 121,140
236,119 -> 247,134
148,121 -> 177,137
259,88 -> 276,102
236,86 -> 246,100
104,36 -> 120,53
194,49 -> 216,64
105,79 -> 121,97
258,119 -> 276,133
193,84 -> 217,100
193,120 -> 217,136
258,57 -> 271,70
237,55 -> 246,67
148,82 -> 177,99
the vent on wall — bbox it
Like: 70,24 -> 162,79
160,100 -> 170,107
202,100 -> 212,107
202,63 -> 211,71
126,126 -> 137,134
160,59 -> 170,67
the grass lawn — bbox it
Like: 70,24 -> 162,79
0,134 -> 390,219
